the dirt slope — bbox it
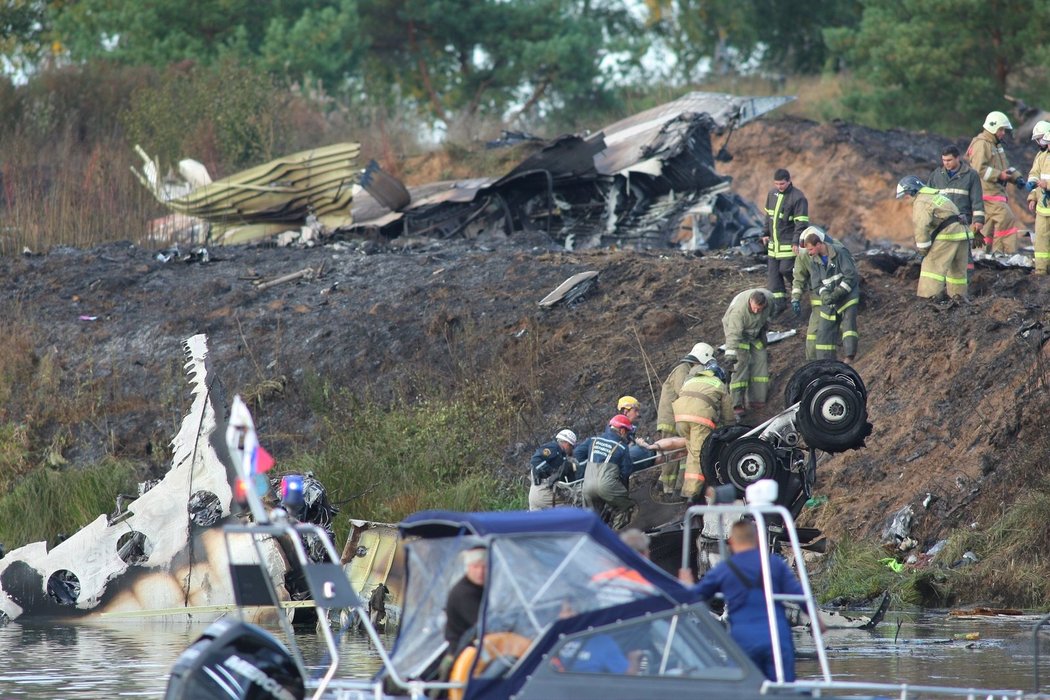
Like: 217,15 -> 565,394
3,231 -> 1049,555
3,115 -> 1050,566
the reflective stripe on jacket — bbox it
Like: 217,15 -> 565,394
967,131 -> 1011,198
1027,150 -> 1050,217
763,185 -> 809,259
671,369 -> 734,428
912,188 -> 968,250
927,163 -> 985,225
657,361 -> 695,432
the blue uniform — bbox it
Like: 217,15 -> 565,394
694,548 -> 803,681
573,428 -> 635,481
530,439 -> 571,486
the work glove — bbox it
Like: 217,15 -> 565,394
790,299 -> 802,317
723,354 -> 737,373
819,289 -> 837,307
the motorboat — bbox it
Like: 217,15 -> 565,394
163,398 -> 1042,700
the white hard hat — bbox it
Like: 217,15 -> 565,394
745,479 -> 779,506
799,225 -> 826,245
983,110 -> 1013,133
555,429 -> 577,446
1032,120 -> 1050,142
686,342 -> 715,364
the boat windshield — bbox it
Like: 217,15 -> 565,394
388,530 -> 676,679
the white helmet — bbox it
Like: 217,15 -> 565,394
983,110 -> 1013,133
555,429 -> 577,447
799,224 -> 826,245
1032,120 -> 1050,142
686,342 -> 715,364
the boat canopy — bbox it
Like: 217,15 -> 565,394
386,508 -> 693,681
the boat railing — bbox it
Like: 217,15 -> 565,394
681,499 -> 1032,700
223,515 -> 465,700
1032,610 -> 1050,693
681,501 -> 832,684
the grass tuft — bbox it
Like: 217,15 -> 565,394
0,460 -> 137,550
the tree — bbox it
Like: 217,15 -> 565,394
357,0 -> 647,137
49,0 -> 362,91
644,0 -> 860,83
827,0 -> 1050,134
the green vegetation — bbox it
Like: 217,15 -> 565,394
813,482 -> 1050,610
0,460 -> 137,549
283,378 -> 524,547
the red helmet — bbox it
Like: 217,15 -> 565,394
609,414 -> 634,432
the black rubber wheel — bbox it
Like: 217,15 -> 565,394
797,377 -> 871,452
700,424 -> 753,488
784,360 -> 867,407
722,438 -> 780,496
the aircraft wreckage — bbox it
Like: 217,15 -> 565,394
138,92 -> 792,250
0,335 -> 397,625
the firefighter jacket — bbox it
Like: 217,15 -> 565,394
573,427 -> 634,481
912,188 -> 969,250
967,131 -> 1012,199
671,368 -> 735,430
791,234 -> 837,301
656,360 -> 695,433
803,240 -> 860,308
722,288 -> 774,357
1027,149 -> 1050,217
762,184 -> 809,260
530,439 -> 572,486
927,163 -> 985,225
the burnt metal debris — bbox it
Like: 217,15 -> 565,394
350,92 -> 793,250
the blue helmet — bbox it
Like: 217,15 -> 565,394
895,175 -> 924,199
704,359 -> 727,383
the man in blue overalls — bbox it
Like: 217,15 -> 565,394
692,520 -> 803,681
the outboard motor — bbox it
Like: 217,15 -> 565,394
165,618 -> 305,700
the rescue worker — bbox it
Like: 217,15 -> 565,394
928,145 -> 985,284
528,428 -> 578,511
722,288 -> 775,418
575,415 -> 636,529
616,395 -> 660,475
761,169 -> 810,316
801,230 -> 861,362
896,175 -> 971,300
655,342 -> 715,494
967,111 -> 1024,254
687,520 -> 804,682
790,226 -> 837,360
1026,120 -> 1050,275
670,355 -> 734,498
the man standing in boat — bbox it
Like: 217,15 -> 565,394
685,520 -> 803,682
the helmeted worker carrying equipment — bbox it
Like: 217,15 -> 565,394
528,429 -> 579,511
899,177 -> 971,298
671,359 -> 735,498
576,416 -> 636,528
655,341 -> 715,494
1027,122 -> 1050,274
969,112 -> 1023,254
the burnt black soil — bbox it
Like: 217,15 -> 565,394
4,232 -> 1050,553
